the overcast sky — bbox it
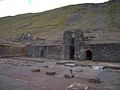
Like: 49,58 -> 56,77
0,0 -> 109,17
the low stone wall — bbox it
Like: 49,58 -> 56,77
26,43 -> 120,62
85,43 -> 120,62
26,45 -> 64,59
0,45 -> 26,57
45,45 -> 64,59
26,45 -> 39,57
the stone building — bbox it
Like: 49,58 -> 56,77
0,29 -> 119,62
26,29 -> 120,62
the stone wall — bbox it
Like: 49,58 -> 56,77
74,29 -> 85,60
63,31 -> 73,59
26,45 -> 64,59
45,45 -> 64,59
85,43 -> 120,62
0,45 -> 26,57
26,45 -> 39,57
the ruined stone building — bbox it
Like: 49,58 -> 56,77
26,29 -> 120,62
0,29 -> 120,62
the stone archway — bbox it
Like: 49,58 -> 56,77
86,50 -> 92,60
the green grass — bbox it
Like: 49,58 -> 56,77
107,0 -> 120,27
0,0 -> 119,39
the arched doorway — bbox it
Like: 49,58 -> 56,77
69,38 -> 75,59
86,50 -> 92,60
69,45 -> 75,59
41,50 -> 44,58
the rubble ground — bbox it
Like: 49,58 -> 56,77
0,57 -> 120,90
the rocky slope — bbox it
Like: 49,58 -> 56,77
0,0 -> 120,43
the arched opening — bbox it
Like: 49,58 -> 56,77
69,37 -> 75,59
86,50 -> 92,60
41,50 -> 44,58
69,46 -> 75,59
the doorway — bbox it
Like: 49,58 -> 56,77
69,46 -> 75,59
86,50 -> 92,60
41,50 -> 44,58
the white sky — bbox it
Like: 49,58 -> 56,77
0,0 -> 109,17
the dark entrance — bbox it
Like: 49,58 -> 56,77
86,50 -> 92,60
41,50 -> 44,58
69,45 -> 75,59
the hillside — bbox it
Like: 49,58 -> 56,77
0,0 -> 120,44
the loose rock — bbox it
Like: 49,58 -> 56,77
31,69 -> 40,72
89,78 -> 101,83
66,83 -> 89,90
46,71 -> 56,75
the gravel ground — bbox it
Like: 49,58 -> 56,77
0,57 -> 120,90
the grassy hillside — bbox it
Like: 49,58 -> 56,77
0,0 -> 120,41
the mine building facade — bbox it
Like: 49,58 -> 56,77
26,29 -> 120,62
0,29 -> 120,62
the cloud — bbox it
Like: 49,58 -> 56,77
28,0 -> 32,4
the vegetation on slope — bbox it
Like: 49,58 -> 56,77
0,0 -> 119,40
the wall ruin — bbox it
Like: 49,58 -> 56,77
0,44 -> 26,57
